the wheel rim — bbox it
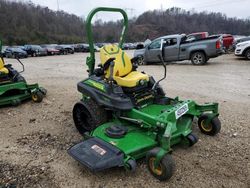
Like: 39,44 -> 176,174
246,51 -> 250,59
193,54 -> 203,64
138,57 -> 144,65
32,94 -> 38,101
200,120 -> 212,132
149,157 -> 163,176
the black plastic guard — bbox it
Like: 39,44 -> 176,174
68,137 -> 124,172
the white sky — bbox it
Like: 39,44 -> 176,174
21,0 -> 250,21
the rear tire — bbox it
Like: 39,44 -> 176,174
73,99 -> 107,135
191,52 -> 206,65
244,49 -> 250,60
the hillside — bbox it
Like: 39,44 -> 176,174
129,8 -> 250,41
0,0 -> 85,45
0,1 -> 250,45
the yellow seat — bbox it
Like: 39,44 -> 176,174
0,57 -> 9,74
100,44 -> 149,87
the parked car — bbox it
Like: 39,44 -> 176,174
187,32 -> 209,41
122,43 -> 136,50
23,45 -> 47,56
134,34 -> 223,65
4,47 -> 28,58
51,45 -> 68,55
94,45 -> 100,52
1,46 -> 7,57
234,41 -> 250,60
233,36 -> 250,49
40,45 -> 60,55
60,45 -> 75,54
74,44 -> 90,52
222,34 -> 234,50
95,43 -> 105,48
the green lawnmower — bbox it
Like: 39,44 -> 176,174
68,7 -> 221,181
0,40 -> 46,106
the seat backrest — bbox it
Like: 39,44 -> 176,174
0,57 -> 4,69
100,44 -> 132,78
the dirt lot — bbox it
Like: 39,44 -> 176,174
0,52 -> 249,188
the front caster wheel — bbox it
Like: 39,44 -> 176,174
198,114 -> 221,136
187,133 -> 199,146
126,159 -> 137,172
146,148 -> 175,181
31,91 -> 44,103
39,87 -> 47,95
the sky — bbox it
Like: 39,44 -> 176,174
23,0 -> 250,21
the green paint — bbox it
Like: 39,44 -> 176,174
92,122 -> 158,159
0,82 -> 41,106
90,97 -> 219,162
84,79 -> 106,92
121,51 -> 126,67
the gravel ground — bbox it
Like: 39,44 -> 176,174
0,52 -> 249,188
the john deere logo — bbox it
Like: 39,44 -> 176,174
175,103 -> 189,119
84,79 -> 105,92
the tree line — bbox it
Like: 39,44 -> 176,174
0,1 -> 250,45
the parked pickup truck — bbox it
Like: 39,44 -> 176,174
134,34 -> 223,65
234,41 -> 250,60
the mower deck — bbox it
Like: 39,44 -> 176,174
68,137 -> 124,172
0,81 -> 45,106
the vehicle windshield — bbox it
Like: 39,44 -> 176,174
149,39 -> 161,49
31,45 -> 42,50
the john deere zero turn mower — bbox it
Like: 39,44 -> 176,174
0,40 -> 46,106
68,7 -> 221,181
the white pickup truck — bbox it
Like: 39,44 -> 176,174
235,41 -> 250,60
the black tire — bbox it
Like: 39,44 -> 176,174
137,56 -> 145,65
73,99 -> 107,135
126,159 -> 137,172
13,53 -> 18,59
244,49 -> 250,60
187,133 -> 198,146
146,148 -> 175,181
11,99 -> 21,106
32,52 -> 37,57
198,114 -> 221,136
39,87 -> 47,95
31,91 -> 44,103
191,51 -> 206,65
